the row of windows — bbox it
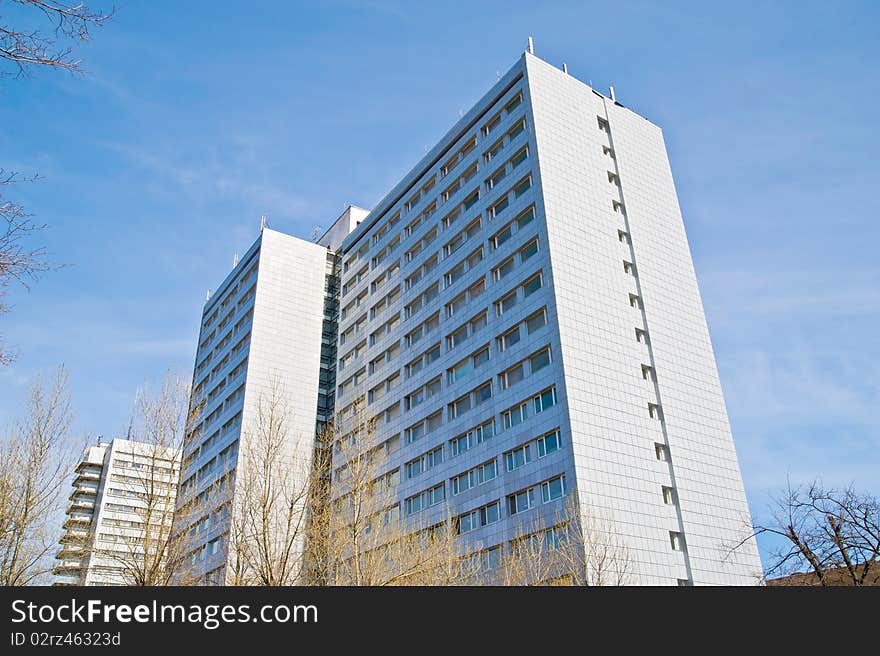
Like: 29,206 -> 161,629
404,427 -> 562,505
505,429 -> 562,471
456,473 -> 566,532
406,470 -> 565,524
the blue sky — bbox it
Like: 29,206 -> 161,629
1,1 -> 877,568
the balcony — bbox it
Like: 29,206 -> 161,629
52,573 -> 81,586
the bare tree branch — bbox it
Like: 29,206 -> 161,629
0,1 -> 113,78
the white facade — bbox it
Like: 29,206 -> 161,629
53,439 -> 180,586
330,52 -> 762,585
175,218 -> 353,583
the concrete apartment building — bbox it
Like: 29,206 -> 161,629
177,49 -> 762,585
332,51 -> 761,585
53,439 -> 180,586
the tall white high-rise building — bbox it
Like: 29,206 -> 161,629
174,207 -> 367,583
330,51 -> 762,585
53,438 -> 180,586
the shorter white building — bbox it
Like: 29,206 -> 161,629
53,438 -> 181,586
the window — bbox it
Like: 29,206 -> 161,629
448,356 -> 472,385
648,402 -> 662,420
474,381 -> 492,405
641,365 -> 654,381
506,443 -> 532,471
505,93 -> 522,114
472,346 -> 489,369
534,387 -> 557,414
529,348 -> 551,373
451,459 -> 497,494
598,116 -> 609,132
448,393 -> 471,420
510,146 -> 528,168
405,483 -> 446,515
541,475 -> 565,503
655,443 -> 669,461
484,137 -> 504,163
466,247 -> 483,270
670,531 -> 684,551
513,176 -> 532,198
446,292 -> 466,318
444,262 -> 465,287
537,430 -> 561,457
500,363 -> 524,389
457,501 -> 501,534
509,118 -> 526,140
516,205 -> 535,229
508,488 -> 536,515
618,229 -> 630,243
495,290 -> 517,316
607,171 -> 619,185
522,272 -> 543,298
526,308 -> 547,334
498,326 -> 521,352
463,189 -> 479,210
450,419 -> 494,456
486,165 -> 507,190
490,225 -> 512,251
405,446 -> 443,479
447,323 -> 468,350
623,261 -> 634,275
491,195 -> 509,217
662,486 -> 677,505
494,257 -> 515,282
502,402 -> 528,429
405,421 -> 424,445
469,310 -> 488,335
519,239 -> 538,262
635,328 -> 648,344
468,277 -> 486,300
483,112 -> 502,136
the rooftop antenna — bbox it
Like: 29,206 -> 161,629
609,85 -> 616,102
309,225 -> 323,242
206,289 -> 211,302
527,36 -> 534,54
496,69 -> 501,80
562,62 -> 568,74
232,252 -> 239,268
260,214 -> 267,231
459,108 -> 463,118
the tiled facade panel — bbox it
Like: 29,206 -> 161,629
602,101 -> 762,584
524,55 -> 689,585
243,229 -> 328,476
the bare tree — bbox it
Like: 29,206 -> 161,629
747,479 -> 879,586
501,495 -> 634,586
88,373 -> 196,586
0,365 -> 75,585
1,2 -> 112,363
224,378 -> 316,585
314,400 -> 477,586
